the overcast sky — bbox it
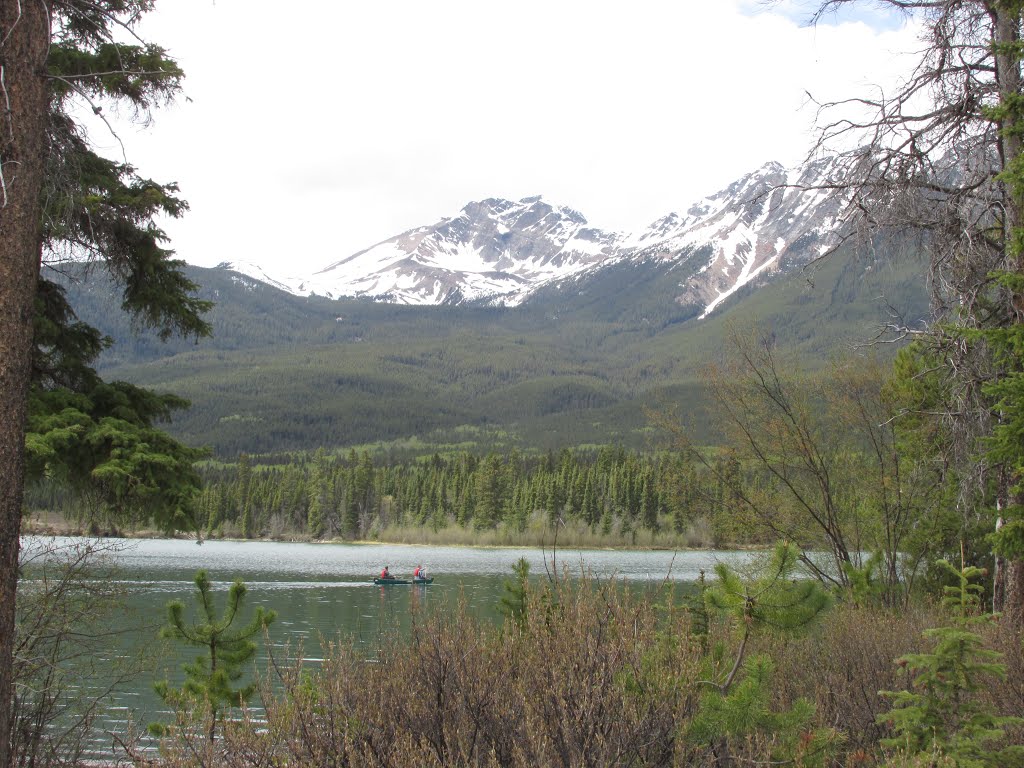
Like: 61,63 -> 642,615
90,0 -> 921,276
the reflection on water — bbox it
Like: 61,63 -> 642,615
18,536 -> 753,757
55,536 -> 751,581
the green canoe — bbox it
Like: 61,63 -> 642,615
373,577 -> 434,585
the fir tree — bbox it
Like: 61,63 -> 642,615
878,559 -> 1024,767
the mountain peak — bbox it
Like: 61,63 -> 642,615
225,156 -> 848,315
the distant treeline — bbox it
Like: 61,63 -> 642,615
26,446 -> 751,547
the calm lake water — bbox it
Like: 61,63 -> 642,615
18,536 -> 754,756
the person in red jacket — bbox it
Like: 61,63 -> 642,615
380,566 -> 391,580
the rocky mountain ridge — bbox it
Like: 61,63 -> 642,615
224,156 -> 849,316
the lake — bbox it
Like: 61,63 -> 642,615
17,536 -> 754,757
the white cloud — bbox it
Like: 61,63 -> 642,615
93,0 -> 922,274
736,0 -> 909,31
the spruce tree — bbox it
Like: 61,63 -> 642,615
878,560 -> 1023,767
1,3 -> 212,755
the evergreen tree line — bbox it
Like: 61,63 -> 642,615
25,446 -> 753,545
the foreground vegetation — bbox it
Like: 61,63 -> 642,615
27,546 -> 1012,768
19,319 -> 1021,763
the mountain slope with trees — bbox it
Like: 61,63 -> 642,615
54,244 -> 929,457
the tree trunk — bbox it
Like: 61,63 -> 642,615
995,9 -> 1024,233
0,3 -> 50,765
1003,552 -> 1024,631
993,5 -> 1024,635
994,515 -> 1007,613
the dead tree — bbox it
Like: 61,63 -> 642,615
790,1 -> 1024,624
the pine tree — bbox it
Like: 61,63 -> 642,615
692,543 -> 835,767
498,557 -> 531,627
152,570 -> 275,740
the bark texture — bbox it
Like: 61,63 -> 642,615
993,6 -> 1024,632
0,2 -> 50,765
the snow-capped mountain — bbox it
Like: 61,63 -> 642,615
253,196 -> 627,306
627,156 -> 846,317
224,157 -> 848,317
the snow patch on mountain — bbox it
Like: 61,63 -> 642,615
622,157 -> 847,316
222,156 -> 849,316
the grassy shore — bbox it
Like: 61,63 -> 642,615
365,515 -> 719,550
21,508 -> 731,551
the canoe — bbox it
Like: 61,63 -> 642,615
373,577 -> 434,585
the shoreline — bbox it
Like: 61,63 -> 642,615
19,513 -> 743,553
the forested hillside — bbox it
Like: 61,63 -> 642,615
57,246 -> 928,457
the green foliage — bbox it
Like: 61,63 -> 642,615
690,543 -> 836,764
498,557 -> 531,626
684,326 -> 940,602
54,240 -> 927,456
152,570 -> 275,739
44,4 -> 211,343
26,380 -> 207,533
689,654 -> 839,767
878,560 -> 1024,767
842,552 -> 886,607
21,1 -> 212,536
981,278 -> 1024,562
27,445 -> 714,544
704,543 -> 831,636
885,343 -> 988,577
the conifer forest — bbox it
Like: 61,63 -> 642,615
8,1 -> 1024,767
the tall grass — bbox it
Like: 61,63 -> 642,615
23,507 -> 727,550
370,511 -> 719,550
